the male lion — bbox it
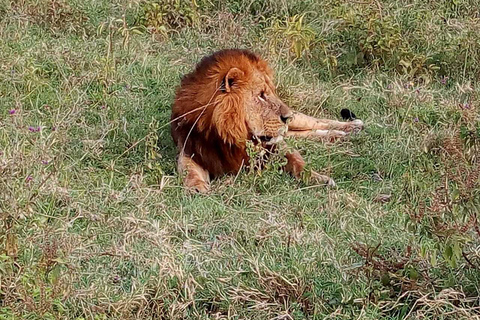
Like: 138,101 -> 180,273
171,49 -> 363,192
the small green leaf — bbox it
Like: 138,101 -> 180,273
381,273 -> 391,286
431,249 -> 437,267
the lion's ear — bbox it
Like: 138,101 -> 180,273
224,68 -> 244,92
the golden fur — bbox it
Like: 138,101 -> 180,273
171,49 -> 363,192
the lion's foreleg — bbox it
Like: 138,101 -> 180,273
286,129 -> 347,142
284,150 -> 336,187
288,112 -> 363,133
284,150 -> 306,178
178,154 -> 210,193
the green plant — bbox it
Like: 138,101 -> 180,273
268,14 -> 316,60
406,130 -> 480,269
10,0 -> 87,32
144,117 -> 164,182
140,0 -> 200,37
333,5 -> 439,81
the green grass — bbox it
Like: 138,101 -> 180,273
1,0 -> 480,319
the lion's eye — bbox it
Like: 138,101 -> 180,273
259,91 -> 266,101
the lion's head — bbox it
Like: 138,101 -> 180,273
217,57 -> 293,145
173,49 -> 292,145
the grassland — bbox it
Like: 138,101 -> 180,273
1,0 -> 479,319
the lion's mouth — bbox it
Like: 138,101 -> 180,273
256,135 -> 284,145
251,126 -> 288,146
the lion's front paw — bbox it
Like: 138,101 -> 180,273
344,119 -> 364,133
310,171 -> 336,187
185,178 -> 210,193
192,182 -> 210,193
315,129 -> 347,138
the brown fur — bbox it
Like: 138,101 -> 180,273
171,49 -> 353,192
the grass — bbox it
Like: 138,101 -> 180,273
1,0 -> 479,319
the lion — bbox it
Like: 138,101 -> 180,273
170,49 -> 363,192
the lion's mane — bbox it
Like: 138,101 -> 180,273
170,49 -> 273,178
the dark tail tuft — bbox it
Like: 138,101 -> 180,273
340,108 -> 356,121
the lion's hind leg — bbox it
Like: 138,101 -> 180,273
178,154 -> 210,193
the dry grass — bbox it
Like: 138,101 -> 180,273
1,0 -> 480,319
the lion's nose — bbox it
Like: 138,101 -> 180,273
280,112 -> 293,124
